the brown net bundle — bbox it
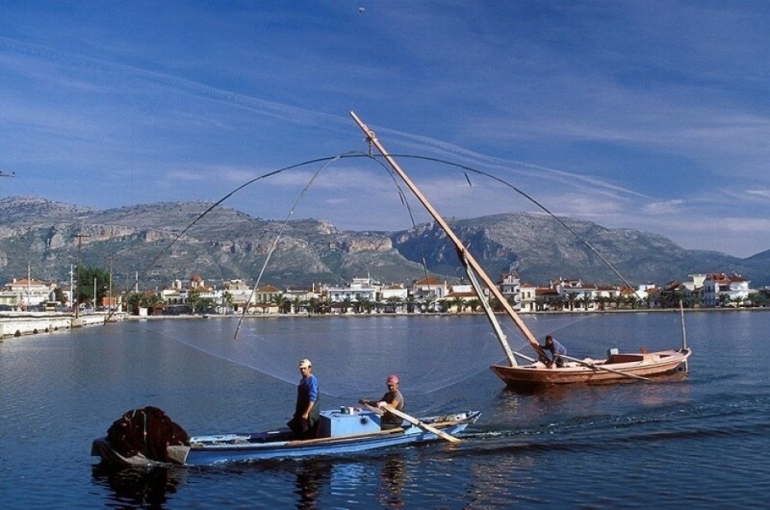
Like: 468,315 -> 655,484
106,406 -> 190,462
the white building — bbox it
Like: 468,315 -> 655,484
411,276 -> 449,302
1,278 -> 57,309
498,272 -> 522,311
326,277 -> 379,304
703,273 -> 751,307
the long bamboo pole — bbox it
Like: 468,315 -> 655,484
349,111 -> 544,362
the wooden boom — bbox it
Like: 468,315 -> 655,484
349,111 -> 545,364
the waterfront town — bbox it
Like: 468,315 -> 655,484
1,270 -> 769,318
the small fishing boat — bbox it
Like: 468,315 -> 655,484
92,406 -> 480,467
490,349 -> 690,387
350,112 -> 692,390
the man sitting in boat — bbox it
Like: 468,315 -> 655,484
360,374 -> 405,430
540,335 -> 567,368
288,358 -> 320,439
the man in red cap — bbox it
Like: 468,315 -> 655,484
360,374 -> 405,430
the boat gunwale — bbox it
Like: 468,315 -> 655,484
490,349 -> 691,386
189,412 -> 480,451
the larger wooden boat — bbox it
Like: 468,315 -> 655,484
350,112 -> 692,390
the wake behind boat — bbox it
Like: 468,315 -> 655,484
91,406 -> 479,467
350,112 -> 692,390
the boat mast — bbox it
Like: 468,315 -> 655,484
464,258 -> 518,366
349,112 -> 544,363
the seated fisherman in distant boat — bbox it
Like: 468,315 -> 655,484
359,374 -> 405,430
540,335 -> 567,368
288,358 -> 320,439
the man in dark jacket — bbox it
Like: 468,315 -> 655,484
541,335 -> 567,368
288,358 -> 320,439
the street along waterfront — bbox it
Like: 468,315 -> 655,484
1,312 -> 768,508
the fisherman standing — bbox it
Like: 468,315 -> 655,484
288,358 -> 320,439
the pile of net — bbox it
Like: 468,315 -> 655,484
105,406 -> 190,463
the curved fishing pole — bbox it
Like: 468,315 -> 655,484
104,154 -> 354,323
233,153 -> 351,339
106,149 -> 633,323
373,153 -> 638,291
359,150 -> 436,295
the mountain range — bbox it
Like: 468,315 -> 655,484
0,195 -> 768,291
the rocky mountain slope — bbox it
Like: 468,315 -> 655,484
0,196 -> 766,290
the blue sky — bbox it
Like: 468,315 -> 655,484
1,1 -> 769,257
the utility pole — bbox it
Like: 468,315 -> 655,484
74,234 -> 89,319
69,265 -> 74,310
26,261 -> 31,310
107,258 -> 114,312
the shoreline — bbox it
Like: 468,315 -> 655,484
3,307 -> 766,340
124,306 -> 770,320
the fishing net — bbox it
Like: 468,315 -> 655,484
105,406 -> 190,462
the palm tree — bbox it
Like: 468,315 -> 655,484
145,293 -> 165,315
386,296 -> 402,313
578,294 -> 592,311
306,297 -> 319,315
187,290 -> 201,313
357,297 -> 373,314
450,296 -> 465,314
222,291 -> 234,314
342,297 -> 353,314
273,293 -> 289,314
595,295 -> 608,311
291,297 -> 304,314
623,295 -> 638,310
405,295 -> 417,313
125,292 -> 143,315
195,297 -> 215,314
718,293 -> 731,308
566,292 -> 578,311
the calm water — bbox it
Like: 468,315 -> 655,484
1,312 -> 769,509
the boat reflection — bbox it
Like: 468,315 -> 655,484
377,454 -> 407,508
291,459 -> 333,510
91,462 -> 186,508
92,452 -> 412,508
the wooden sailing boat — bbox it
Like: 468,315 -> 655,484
350,112 -> 691,389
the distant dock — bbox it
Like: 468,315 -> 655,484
0,312 -> 126,340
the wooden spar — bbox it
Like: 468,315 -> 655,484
560,354 -> 652,382
361,402 -> 460,443
679,299 -> 689,371
349,111 -> 544,362
464,256 -> 517,366
382,405 -> 461,443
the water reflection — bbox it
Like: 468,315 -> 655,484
377,454 -> 407,508
91,462 -> 186,508
291,459 -> 333,510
